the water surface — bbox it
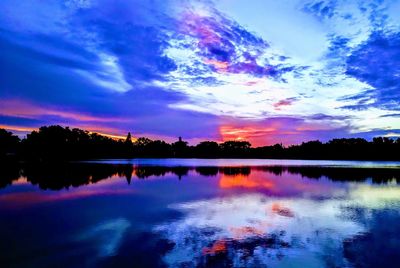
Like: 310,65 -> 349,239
1,159 -> 400,267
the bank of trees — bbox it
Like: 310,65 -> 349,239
1,125 -> 400,161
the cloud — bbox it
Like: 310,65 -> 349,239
273,97 -> 299,110
1,0 -> 400,143
345,32 -> 400,110
380,113 -> 400,118
218,116 -> 355,146
0,99 -> 126,123
168,4 -> 296,80
303,0 -> 337,20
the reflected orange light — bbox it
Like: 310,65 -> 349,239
11,177 -> 29,185
229,226 -> 265,239
270,203 -> 294,217
202,240 -> 227,255
219,174 -> 275,190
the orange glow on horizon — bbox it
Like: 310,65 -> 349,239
0,124 -> 37,133
0,124 -> 133,141
0,99 -> 135,140
219,125 -> 276,144
88,131 -> 131,141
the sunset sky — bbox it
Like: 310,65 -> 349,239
1,0 -> 400,145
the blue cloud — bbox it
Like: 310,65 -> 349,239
303,0 -> 337,20
0,4 -> 220,140
307,114 -> 352,121
380,113 -> 400,118
0,115 -> 42,127
1,0 -> 399,143
87,22 -> 177,83
345,32 -> 400,110
174,8 -> 295,80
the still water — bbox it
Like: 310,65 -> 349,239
1,159 -> 400,268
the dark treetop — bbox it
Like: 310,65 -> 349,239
1,125 -> 400,161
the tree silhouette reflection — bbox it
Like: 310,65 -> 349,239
0,161 -> 20,188
1,164 -> 400,190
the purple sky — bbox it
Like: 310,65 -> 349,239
1,0 -> 400,145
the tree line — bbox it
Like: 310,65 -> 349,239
1,125 -> 400,161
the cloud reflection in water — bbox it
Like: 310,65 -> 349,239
76,218 -> 131,258
155,193 -> 364,267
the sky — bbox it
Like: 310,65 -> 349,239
0,0 -> 400,145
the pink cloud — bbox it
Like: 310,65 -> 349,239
273,98 -> 298,110
0,99 -> 126,123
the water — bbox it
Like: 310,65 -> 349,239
1,159 -> 400,268
83,158 -> 400,168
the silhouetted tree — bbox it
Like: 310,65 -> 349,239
195,141 -> 220,158
172,137 -> 189,157
123,132 -> 134,157
253,143 -> 284,159
219,166 -> 251,176
147,140 -> 172,157
2,162 -> 400,191
0,160 -> 20,188
133,137 -> 152,156
20,125 -> 130,161
219,141 -> 251,157
132,137 -> 173,157
0,129 -> 20,158
22,163 -> 134,190
125,132 -> 133,144
195,167 -> 219,176
136,137 -> 153,146
2,125 -> 400,160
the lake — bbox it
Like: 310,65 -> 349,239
1,159 -> 400,267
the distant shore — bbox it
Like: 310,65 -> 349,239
1,125 -> 400,161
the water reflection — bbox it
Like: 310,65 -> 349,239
0,161 -> 400,267
156,194 -> 364,267
2,163 -> 400,191
76,218 -> 131,258
156,184 -> 400,267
